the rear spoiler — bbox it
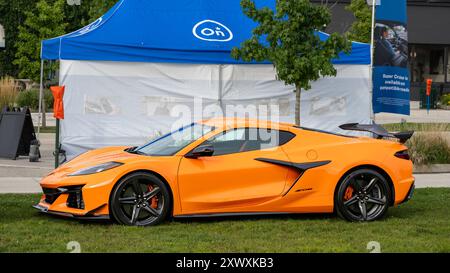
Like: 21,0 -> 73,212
339,123 -> 414,143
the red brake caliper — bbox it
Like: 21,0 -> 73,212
147,185 -> 158,209
344,186 -> 354,201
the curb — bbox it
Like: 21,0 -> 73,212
413,164 -> 450,174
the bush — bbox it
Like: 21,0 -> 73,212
383,122 -> 450,132
407,133 -> 450,165
441,94 -> 450,106
16,89 -> 53,111
0,76 -> 19,110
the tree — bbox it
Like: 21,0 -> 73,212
0,0 -> 117,79
0,0 -> 37,77
87,0 -> 117,22
345,0 -> 371,43
232,0 -> 350,126
14,0 -> 67,82
64,0 -> 91,32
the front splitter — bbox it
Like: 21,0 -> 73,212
33,204 -> 110,220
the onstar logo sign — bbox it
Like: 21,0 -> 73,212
72,18 -> 103,37
192,20 -> 233,42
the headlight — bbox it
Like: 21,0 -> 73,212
68,162 -> 123,176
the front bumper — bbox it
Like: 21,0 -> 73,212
34,173 -> 116,219
33,203 -> 110,220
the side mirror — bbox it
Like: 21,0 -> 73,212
185,144 -> 214,159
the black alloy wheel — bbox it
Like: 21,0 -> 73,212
335,169 -> 391,222
110,172 -> 170,226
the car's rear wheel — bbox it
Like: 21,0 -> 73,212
335,168 -> 391,222
110,172 -> 170,226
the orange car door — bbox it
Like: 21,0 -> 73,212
177,128 -> 294,214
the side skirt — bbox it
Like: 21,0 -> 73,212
174,212 -> 294,219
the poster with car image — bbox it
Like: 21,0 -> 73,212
372,0 -> 410,115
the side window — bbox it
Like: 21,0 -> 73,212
204,128 -> 295,156
205,128 -> 247,156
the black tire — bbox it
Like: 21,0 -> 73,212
335,168 -> 391,222
110,172 -> 171,226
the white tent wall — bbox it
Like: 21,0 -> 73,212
59,60 -> 370,159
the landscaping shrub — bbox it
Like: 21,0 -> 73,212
407,133 -> 450,165
16,89 -> 53,111
440,94 -> 450,106
383,122 -> 450,132
0,76 -> 19,109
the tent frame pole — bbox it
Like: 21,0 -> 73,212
369,0 -> 376,124
218,64 -> 224,112
37,60 -> 44,140
55,119 -> 60,168
55,64 -> 61,169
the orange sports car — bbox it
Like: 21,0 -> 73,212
34,118 -> 415,225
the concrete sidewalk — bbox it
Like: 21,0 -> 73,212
375,108 -> 450,124
0,173 -> 449,194
31,113 -> 56,127
0,133 -> 54,178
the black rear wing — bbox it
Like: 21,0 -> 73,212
339,123 -> 414,143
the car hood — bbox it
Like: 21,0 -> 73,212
49,146 -> 139,176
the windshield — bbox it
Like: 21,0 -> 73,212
133,123 -> 215,156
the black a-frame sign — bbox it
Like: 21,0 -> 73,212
0,107 -> 37,160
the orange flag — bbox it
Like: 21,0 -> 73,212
50,86 -> 65,120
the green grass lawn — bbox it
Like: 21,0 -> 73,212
1,188 -> 449,253
34,126 -> 56,134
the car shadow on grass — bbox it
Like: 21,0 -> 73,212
31,207 -> 417,226
172,212 -> 337,224
32,211 -> 114,226
32,210 -> 338,226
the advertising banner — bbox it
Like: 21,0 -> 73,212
372,0 -> 410,115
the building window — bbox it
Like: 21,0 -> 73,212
410,45 -> 447,83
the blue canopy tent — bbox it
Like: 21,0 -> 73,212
41,0 -> 369,64
39,0 -> 371,159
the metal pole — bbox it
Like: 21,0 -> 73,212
55,118 -> 60,168
369,0 -> 376,124
37,60 -> 44,139
218,64 -> 224,113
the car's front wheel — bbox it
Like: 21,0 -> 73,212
110,172 -> 170,226
335,168 -> 391,222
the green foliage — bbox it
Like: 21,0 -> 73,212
64,0 -> 117,30
87,0 -> 117,21
16,89 -> 53,111
440,94 -> 450,106
64,0 -> 91,32
232,0 -> 350,125
232,0 -> 350,89
345,0 -> 372,43
1,0 -> 117,79
0,76 -> 19,109
14,0 -> 67,82
407,133 -> 450,165
0,0 -> 36,77
383,123 -> 450,132
0,0 -> 93,78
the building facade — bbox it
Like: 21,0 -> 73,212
314,0 -> 450,101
